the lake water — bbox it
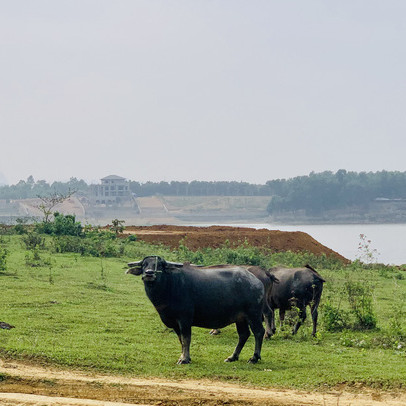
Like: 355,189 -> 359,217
216,223 -> 406,265
252,223 -> 406,265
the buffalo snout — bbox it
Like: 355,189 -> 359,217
142,269 -> 157,281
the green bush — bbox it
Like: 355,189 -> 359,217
0,244 -> 8,272
344,281 -> 377,330
25,248 -> 51,267
13,217 -> 31,234
52,233 -> 124,258
388,303 -> 406,339
110,219 -> 125,235
322,302 -> 350,332
21,232 -> 45,250
36,212 -> 82,236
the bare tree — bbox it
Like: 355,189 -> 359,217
36,190 -> 76,223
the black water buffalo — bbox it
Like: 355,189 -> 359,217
210,265 -> 279,338
126,256 -> 266,364
268,265 -> 325,336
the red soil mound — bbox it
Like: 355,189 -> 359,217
124,225 -> 349,263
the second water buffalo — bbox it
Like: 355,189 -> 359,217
268,265 -> 325,336
210,265 -> 279,338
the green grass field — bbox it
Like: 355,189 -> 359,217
0,233 -> 405,390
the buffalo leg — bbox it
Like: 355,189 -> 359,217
311,306 -> 318,336
310,299 -> 321,336
172,325 -> 187,363
263,307 -> 273,339
247,317 -> 265,364
176,322 -> 192,364
269,308 -> 276,336
225,320 -> 250,362
293,307 -> 306,335
279,309 -> 286,329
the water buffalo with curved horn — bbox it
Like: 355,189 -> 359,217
126,256 -> 266,364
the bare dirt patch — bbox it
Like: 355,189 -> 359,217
123,225 -> 349,263
1,359 -> 405,406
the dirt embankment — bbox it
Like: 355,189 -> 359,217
124,225 -> 349,263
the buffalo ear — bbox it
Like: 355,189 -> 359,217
265,269 -> 280,284
126,267 -> 143,276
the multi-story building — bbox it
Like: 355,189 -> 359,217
90,175 -> 132,206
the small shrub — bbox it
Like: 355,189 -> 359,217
344,281 -> 377,330
388,303 -> 406,339
110,219 -> 125,235
13,217 -> 30,234
52,233 -> 123,258
25,248 -> 51,267
0,245 -> 8,272
322,302 -> 350,332
52,236 -> 85,255
279,305 -> 302,337
22,232 -> 45,250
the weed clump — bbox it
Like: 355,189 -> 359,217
0,244 -> 8,272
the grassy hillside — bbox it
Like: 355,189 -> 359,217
0,233 -> 405,390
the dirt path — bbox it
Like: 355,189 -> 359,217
0,359 -> 405,406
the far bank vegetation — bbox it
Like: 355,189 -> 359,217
1,170 -> 406,223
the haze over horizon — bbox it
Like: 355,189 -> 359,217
1,1 -> 405,186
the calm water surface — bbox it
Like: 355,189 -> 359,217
208,223 -> 406,265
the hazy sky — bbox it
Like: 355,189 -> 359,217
1,1 -> 405,185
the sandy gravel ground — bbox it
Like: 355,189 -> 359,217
0,359 -> 405,406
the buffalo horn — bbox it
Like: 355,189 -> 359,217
127,260 -> 143,267
166,261 -> 184,267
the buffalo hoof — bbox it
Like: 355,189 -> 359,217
210,329 -> 221,335
224,355 -> 238,362
247,355 -> 260,364
264,331 -> 273,340
177,357 -> 191,365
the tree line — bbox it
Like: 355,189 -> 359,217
1,171 -> 406,215
266,170 -> 406,215
0,176 -> 89,200
128,181 -> 271,196
0,177 -> 271,199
